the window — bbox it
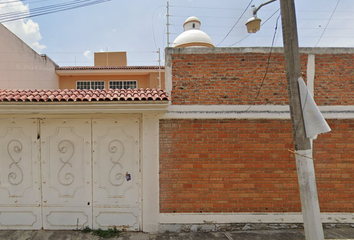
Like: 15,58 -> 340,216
76,81 -> 105,90
109,80 -> 137,89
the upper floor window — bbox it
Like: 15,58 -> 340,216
109,80 -> 137,89
76,81 -> 105,90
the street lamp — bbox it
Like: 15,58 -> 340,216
246,0 -> 277,33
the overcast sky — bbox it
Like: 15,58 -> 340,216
1,0 -> 353,66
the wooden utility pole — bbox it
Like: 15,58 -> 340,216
279,0 -> 324,239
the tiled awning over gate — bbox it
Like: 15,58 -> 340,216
0,88 -> 170,102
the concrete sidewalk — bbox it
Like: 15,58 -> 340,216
1,228 -> 354,240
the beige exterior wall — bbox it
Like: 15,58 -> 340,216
149,72 -> 165,89
94,52 -> 127,66
0,24 -> 59,89
59,72 -> 165,89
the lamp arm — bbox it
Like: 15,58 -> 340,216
253,0 -> 277,16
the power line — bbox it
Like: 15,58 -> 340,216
0,0 -> 112,23
170,5 -> 246,11
216,0 -> 253,46
170,5 -> 354,14
1,0 -> 89,17
169,23 -> 354,30
314,0 -> 341,47
170,15 -> 238,19
0,0 -> 49,8
151,4 -> 165,50
0,0 -> 25,4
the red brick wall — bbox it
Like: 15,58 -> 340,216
314,119 -> 354,210
159,119 -> 354,213
314,54 -> 354,105
171,53 -> 308,105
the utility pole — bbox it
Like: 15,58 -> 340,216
158,48 -> 161,89
166,1 -> 170,47
279,0 -> 324,239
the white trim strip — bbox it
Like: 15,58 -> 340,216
159,213 -> 354,224
162,105 -> 354,119
0,102 -> 169,115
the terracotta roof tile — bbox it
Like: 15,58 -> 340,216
0,89 -> 170,102
56,66 -> 165,70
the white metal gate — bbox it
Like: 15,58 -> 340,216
0,119 -> 41,229
0,117 -> 140,230
92,118 -> 140,231
41,119 -> 92,230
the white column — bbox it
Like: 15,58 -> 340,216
307,54 -> 315,96
165,50 -> 173,96
142,113 -> 160,233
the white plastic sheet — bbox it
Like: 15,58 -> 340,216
297,77 -> 331,139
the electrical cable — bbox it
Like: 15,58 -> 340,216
1,0 -> 92,18
0,0 -> 48,8
216,0 -> 253,46
0,0 -> 111,23
170,5 -> 244,11
314,0 -> 341,47
170,5 -> 352,13
151,5 -> 165,50
244,13 -> 281,112
0,0 -> 25,4
170,14 -> 237,19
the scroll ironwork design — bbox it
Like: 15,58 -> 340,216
58,140 -> 75,186
7,140 -> 24,185
108,140 -> 125,186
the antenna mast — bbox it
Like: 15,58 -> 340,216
158,48 -> 161,89
166,1 -> 170,47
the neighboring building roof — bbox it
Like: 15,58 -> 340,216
0,89 -> 170,102
56,66 -> 165,70
172,16 -> 214,48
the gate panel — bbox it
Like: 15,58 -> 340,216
0,119 -> 41,229
92,118 -> 140,231
41,119 -> 92,230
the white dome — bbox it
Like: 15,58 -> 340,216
172,30 -> 214,48
172,16 -> 214,48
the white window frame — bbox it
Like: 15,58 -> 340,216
76,81 -> 105,90
109,80 -> 138,89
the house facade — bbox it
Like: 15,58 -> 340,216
0,23 -> 167,231
57,52 -> 165,90
1,19 -> 354,233
0,24 -> 59,89
0,24 -> 164,91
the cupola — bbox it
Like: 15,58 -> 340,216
172,16 -> 214,48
